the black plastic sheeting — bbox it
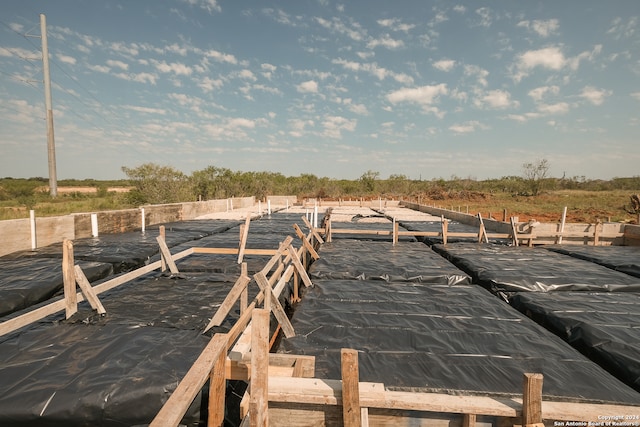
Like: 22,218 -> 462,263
330,218 -> 416,242
432,243 -> 640,295
0,258 -> 113,319
510,291 -> 640,392
0,271 -> 270,426
544,245 -> 640,278
0,323 -> 209,426
309,240 -> 470,285
279,280 -> 640,404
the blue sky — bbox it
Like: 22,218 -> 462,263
1,1 -> 639,181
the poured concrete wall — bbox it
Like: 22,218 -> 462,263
0,196 -> 256,257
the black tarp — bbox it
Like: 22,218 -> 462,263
329,218 -> 416,242
279,279 -> 640,404
544,245 -> 640,278
0,258 -> 113,319
0,272 -> 269,426
398,220 -> 486,244
309,240 -> 470,285
510,291 -> 640,392
432,242 -> 640,294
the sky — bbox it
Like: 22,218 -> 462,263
1,1 -> 639,181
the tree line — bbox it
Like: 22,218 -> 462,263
1,160 -> 639,207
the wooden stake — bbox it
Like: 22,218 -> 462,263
293,223 -> 319,260
302,215 -> 325,244
74,265 -> 106,315
205,272 -> 252,332
62,239 -> 77,319
463,413 -> 476,427
502,208 -> 507,222
593,220 -> 601,246
208,336 -> 228,427
522,373 -> 544,427
341,349 -> 361,427
557,207 -> 567,244
510,217 -> 520,247
159,226 -> 167,271
240,263 -> 249,316
392,218 -> 399,245
250,309 -> 269,427
441,215 -> 448,245
477,213 -> 489,243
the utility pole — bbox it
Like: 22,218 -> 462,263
40,13 -> 57,197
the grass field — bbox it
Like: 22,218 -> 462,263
1,187 -> 638,224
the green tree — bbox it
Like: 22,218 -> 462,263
522,158 -> 550,196
121,163 -> 193,204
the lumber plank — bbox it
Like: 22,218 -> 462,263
250,310 -> 269,427
150,334 -> 228,427
302,215 -> 324,244
254,272 -> 295,338
74,265 -> 106,315
260,236 -> 294,276
341,349 -> 361,427
156,236 -> 180,274
192,247 -> 279,256
62,239 -> 77,319
293,223 -> 319,260
238,216 -> 251,264
204,272 -> 251,332
286,242 -> 313,288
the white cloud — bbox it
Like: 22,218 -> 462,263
332,58 -> 414,84
377,18 -> 415,33
297,80 -> 318,93
237,69 -> 257,81
631,92 -> 640,101
182,0 -> 221,14
449,120 -> 487,134
198,77 -> 223,93
114,72 -> 157,85
475,7 -> 492,27
463,64 -> 489,87
315,16 -> 366,42
106,59 -> 128,71
153,60 -> 193,76
513,45 -> 602,81
322,115 -> 357,139
387,84 -> 448,105
367,34 -> 405,50
453,5 -> 466,14
607,17 -> 637,40
123,105 -> 166,115
433,59 -> 456,72
87,64 -> 110,73
475,89 -> 518,109
517,19 -> 560,37
288,118 -> 314,137
537,102 -> 570,115
579,86 -> 611,105
205,49 -> 238,65
528,85 -> 560,102
56,54 -> 76,65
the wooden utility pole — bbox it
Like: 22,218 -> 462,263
40,14 -> 57,197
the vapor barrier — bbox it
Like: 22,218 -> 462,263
0,323 -> 209,426
309,240 -> 470,285
432,243 -> 640,294
510,292 -> 640,392
0,258 -> 112,319
3,219 -> 240,274
278,280 -> 640,404
544,245 -> 640,278
329,219 -> 416,242
0,271 -> 270,426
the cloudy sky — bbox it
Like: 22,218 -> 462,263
1,1 -> 639,180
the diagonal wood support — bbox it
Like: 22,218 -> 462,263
254,272 -> 295,338
302,215 -> 324,244
284,241 -> 313,288
238,216 -> 251,264
156,235 -> 180,274
293,223 -> 319,260
74,265 -> 106,315
205,265 -> 251,332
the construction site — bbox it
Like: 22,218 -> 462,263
0,197 -> 639,427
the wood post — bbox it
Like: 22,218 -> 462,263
502,208 -> 507,222
159,226 -> 167,271
240,263 -> 249,316
208,336 -> 228,427
63,239 -> 77,319
593,220 -> 601,246
250,309 -> 269,427
522,373 -> 544,427
441,215 -> 448,244
477,213 -> 489,243
510,217 -> 519,247
392,218 -> 399,246
557,207 -> 567,244
463,413 -> 476,427
254,272 -> 295,338
341,349 -> 361,427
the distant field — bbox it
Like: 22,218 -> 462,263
1,187 -> 638,225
